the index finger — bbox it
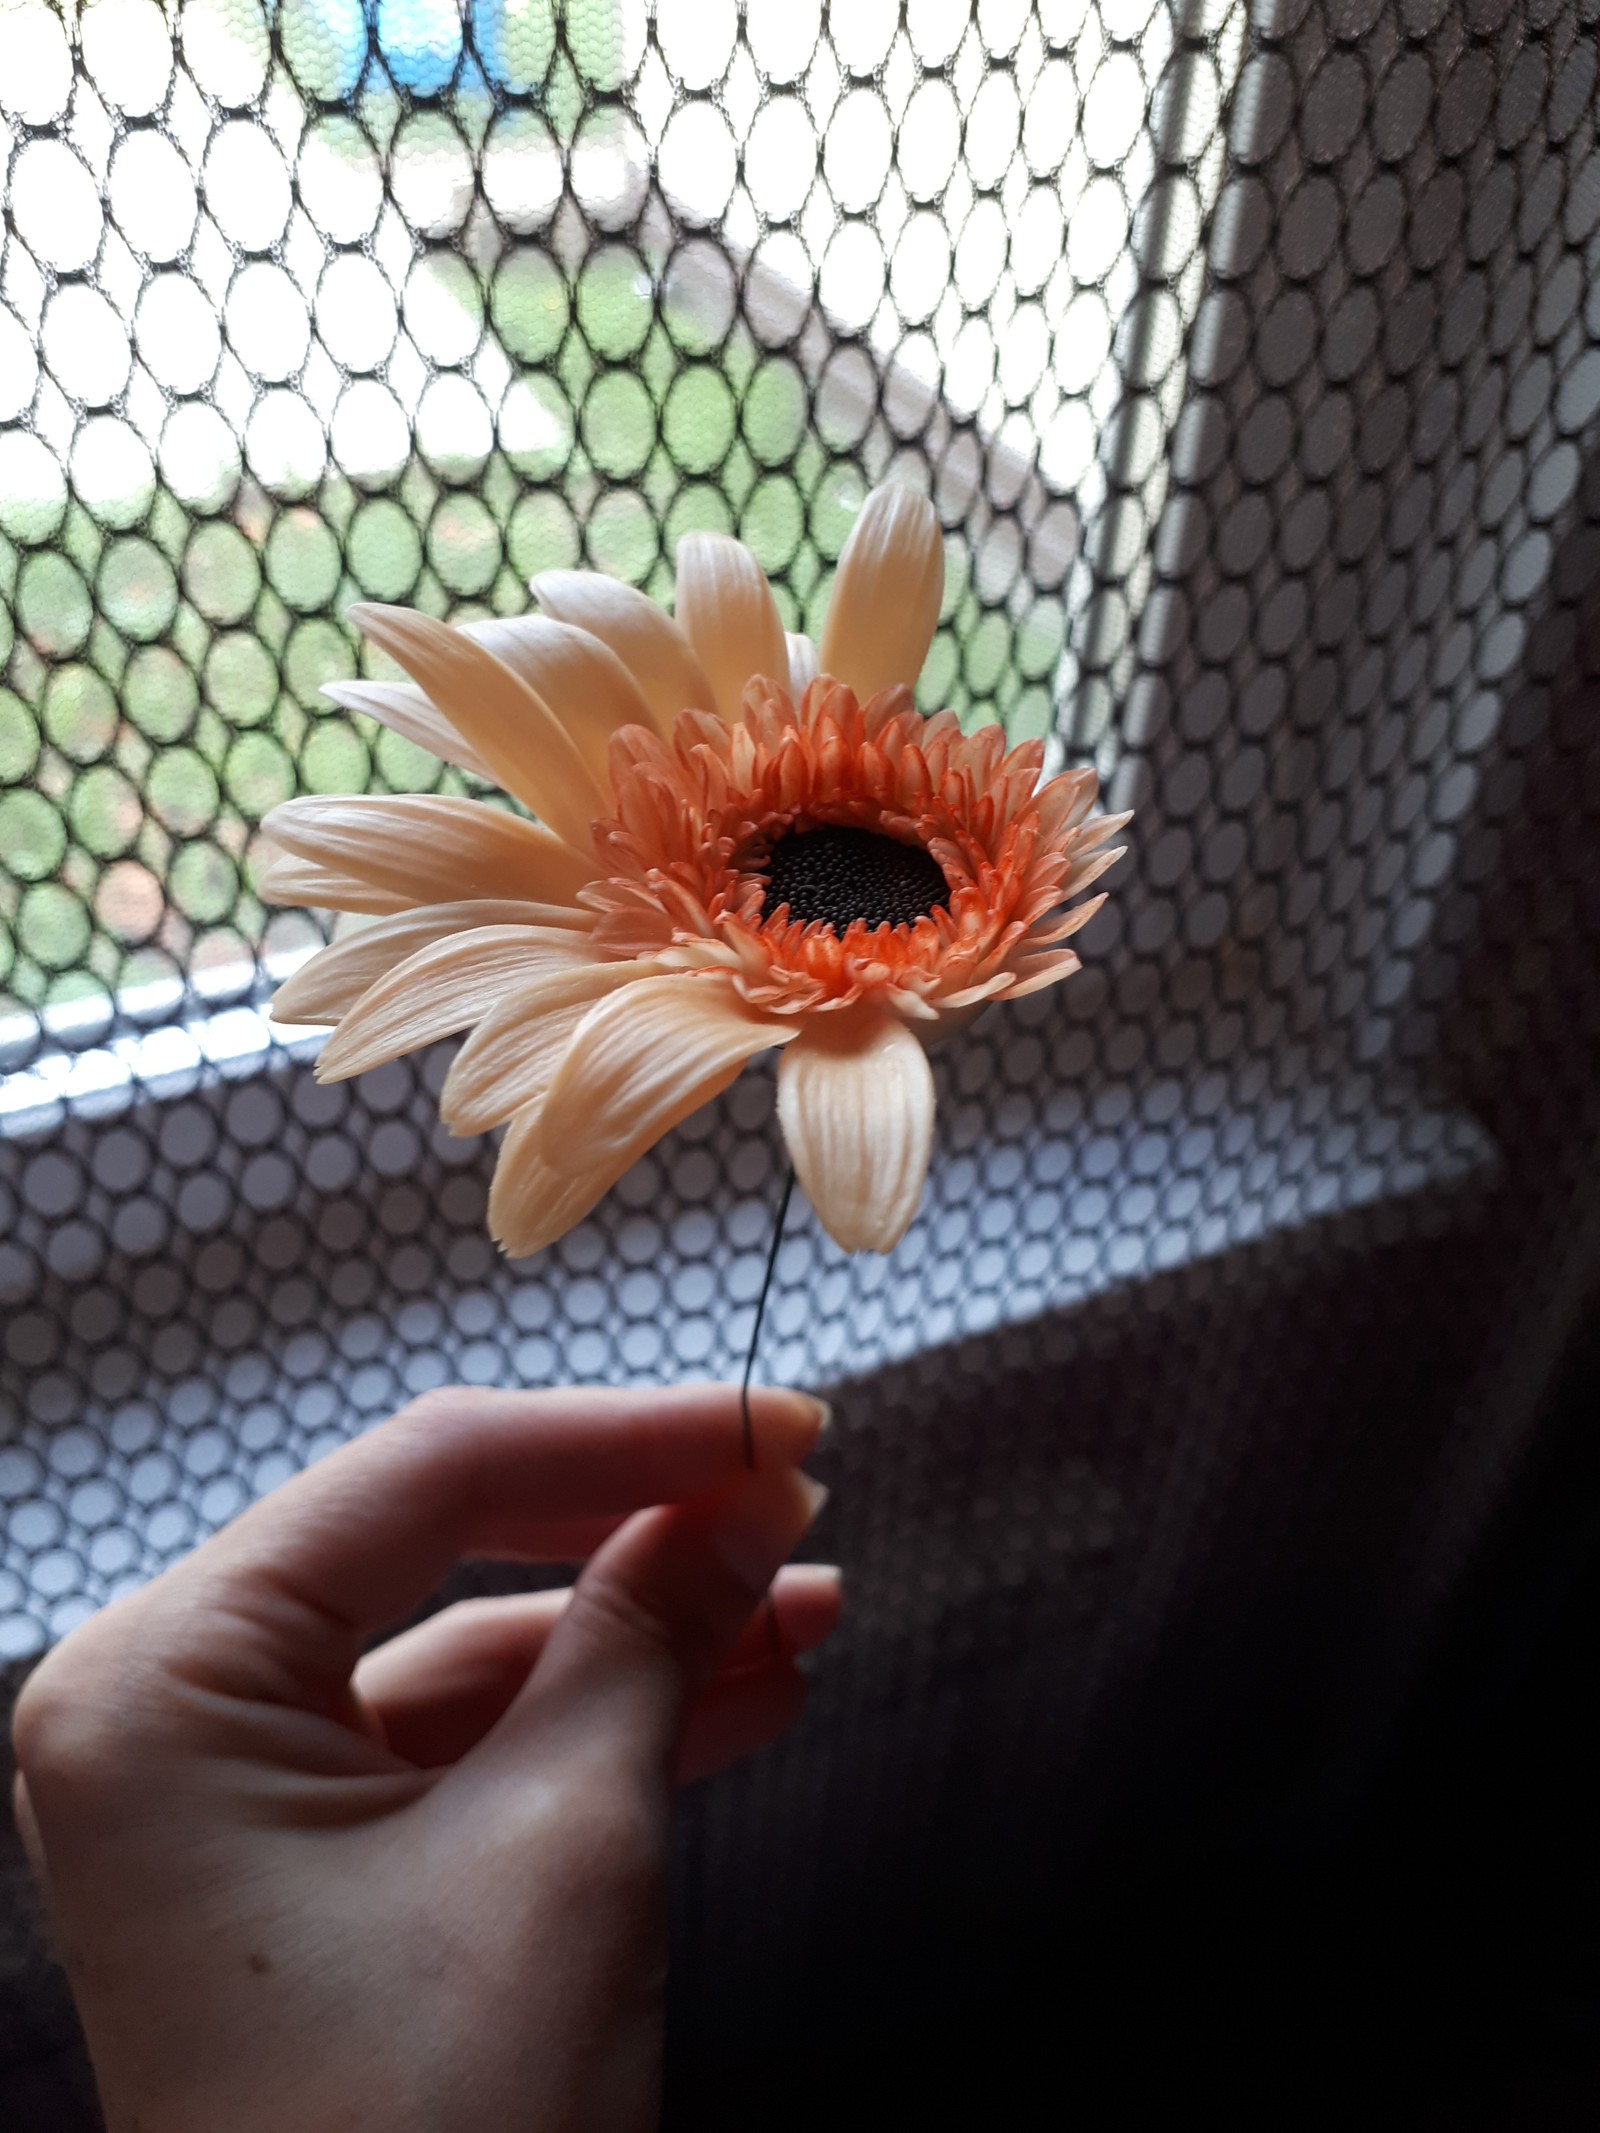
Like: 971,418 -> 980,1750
113,1383 -> 827,1706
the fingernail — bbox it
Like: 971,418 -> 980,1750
775,1390 -> 831,1443
745,1387 -> 831,1468
797,1473 -> 830,1521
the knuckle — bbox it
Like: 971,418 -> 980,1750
10,1641 -> 126,1796
390,1386 -> 477,1436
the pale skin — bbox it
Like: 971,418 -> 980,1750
9,1383 -> 836,2133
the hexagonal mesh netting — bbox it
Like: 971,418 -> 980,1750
0,0 -> 1280,1649
2,0 -> 1600,2112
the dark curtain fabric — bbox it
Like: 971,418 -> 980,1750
4,1 -> 1600,2123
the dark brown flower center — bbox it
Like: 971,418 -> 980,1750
757,823 -> 950,931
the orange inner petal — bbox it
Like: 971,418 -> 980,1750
583,677 -> 1112,1017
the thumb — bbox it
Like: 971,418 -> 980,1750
464,1467 -> 828,1793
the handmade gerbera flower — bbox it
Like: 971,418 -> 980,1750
262,487 -> 1128,1256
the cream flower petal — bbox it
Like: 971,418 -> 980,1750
262,795 -> 595,911
321,681 -> 494,781
447,1001 -> 587,1136
440,958 -> 672,1135
463,617 -> 655,794
819,485 -> 944,702
786,631 -> 820,693
776,1008 -> 935,1254
537,972 -> 797,1178
490,975 -> 798,1257
257,855 -> 415,915
673,533 -> 789,725
317,925 -> 602,1082
347,604 -> 607,854
530,569 -> 715,733
489,1107 -> 641,1259
271,900 -> 592,1026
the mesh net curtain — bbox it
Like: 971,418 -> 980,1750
3,0 -> 1600,2114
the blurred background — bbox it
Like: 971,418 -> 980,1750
2,0 -> 1597,2121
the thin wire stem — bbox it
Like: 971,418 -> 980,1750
740,1163 -> 796,1469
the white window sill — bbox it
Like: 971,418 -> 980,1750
0,951 -> 320,1140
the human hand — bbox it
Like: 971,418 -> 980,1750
10,1383 -> 834,2133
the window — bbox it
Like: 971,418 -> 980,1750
2,0 -> 1244,1116
7,0 -> 1580,1665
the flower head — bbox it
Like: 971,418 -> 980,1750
263,487 -> 1128,1256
